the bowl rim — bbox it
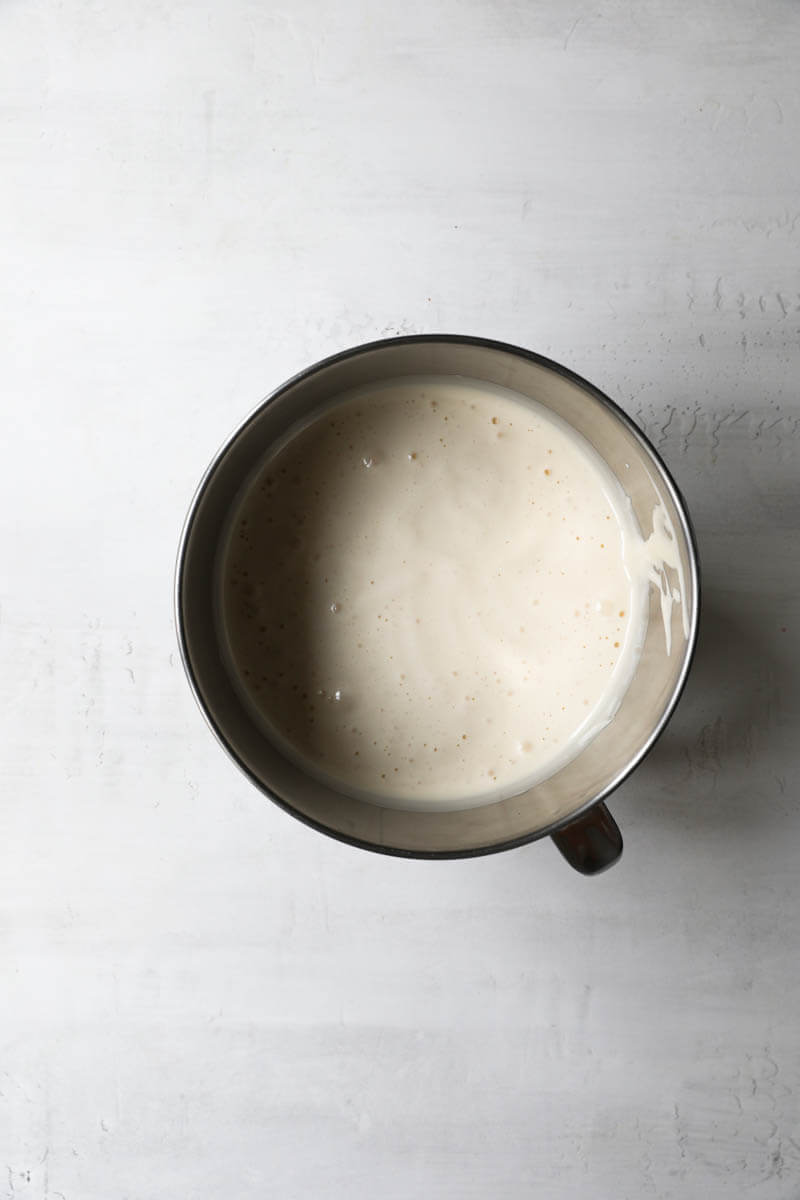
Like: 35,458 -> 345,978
174,333 -> 702,859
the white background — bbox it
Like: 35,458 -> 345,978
2,2 -> 799,1196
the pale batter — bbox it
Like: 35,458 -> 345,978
220,376 -> 652,810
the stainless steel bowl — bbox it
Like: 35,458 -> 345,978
175,336 -> 700,873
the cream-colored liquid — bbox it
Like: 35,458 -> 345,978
221,377 -> 652,810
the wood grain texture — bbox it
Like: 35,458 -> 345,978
1,1 -> 799,1196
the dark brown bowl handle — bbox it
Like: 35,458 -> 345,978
551,801 -> 623,875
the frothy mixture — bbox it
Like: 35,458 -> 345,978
220,377 -> 653,810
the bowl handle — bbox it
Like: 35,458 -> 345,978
551,801 -> 623,874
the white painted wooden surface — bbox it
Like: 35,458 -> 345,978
2,2 -> 799,1196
